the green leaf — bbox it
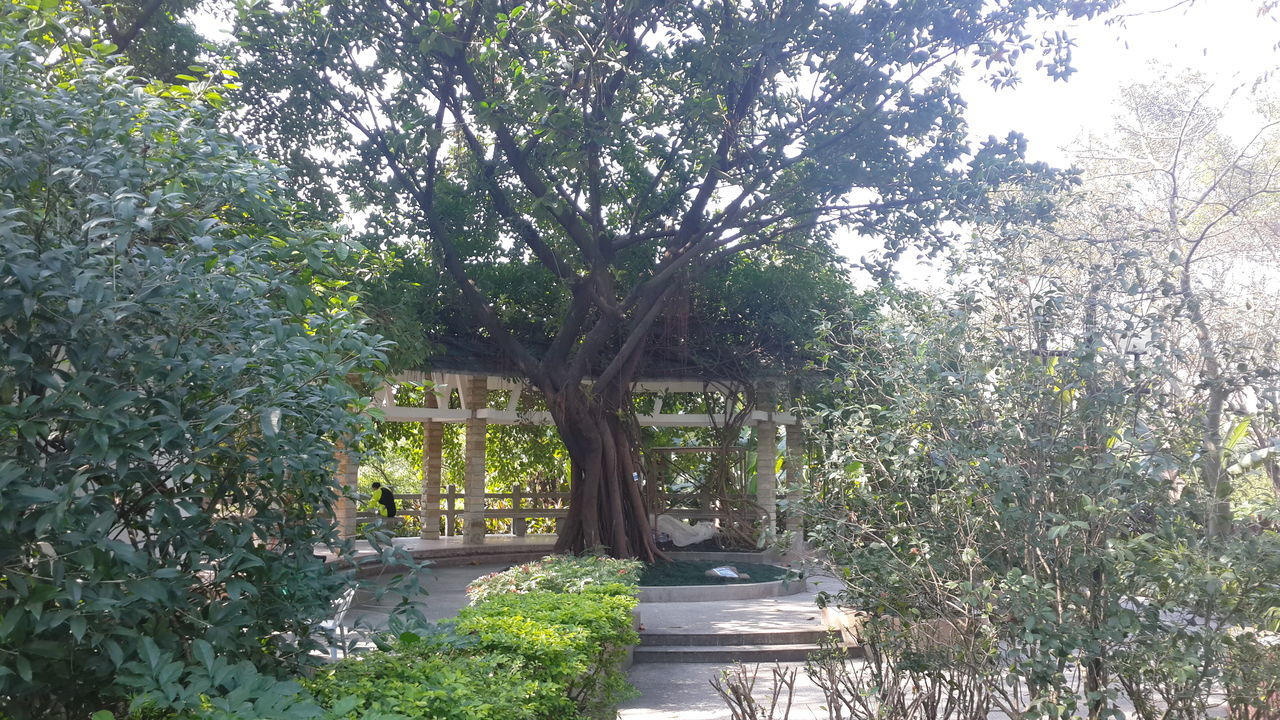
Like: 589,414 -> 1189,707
192,638 -> 215,671
1224,417 -> 1251,454
330,695 -> 361,715
69,615 -> 87,642
204,404 -> 238,428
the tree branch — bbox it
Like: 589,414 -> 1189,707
338,99 -> 545,384
440,87 -> 576,281
101,0 -> 165,51
448,52 -> 604,268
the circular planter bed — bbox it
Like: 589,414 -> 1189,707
637,559 -> 806,603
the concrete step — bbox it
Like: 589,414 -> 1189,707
633,642 -> 855,664
639,628 -> 830,647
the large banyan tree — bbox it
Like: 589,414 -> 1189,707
235,0 -> 1113,559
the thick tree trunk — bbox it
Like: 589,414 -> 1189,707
548,385 -> 660,561
1203,386 -> 1231,538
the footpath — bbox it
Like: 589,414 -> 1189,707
619,572 -> 843,720
344,561 -> 847,720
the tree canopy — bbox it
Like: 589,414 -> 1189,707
234,0 -> 1117,558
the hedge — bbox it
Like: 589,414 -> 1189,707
307,559 -> 639,720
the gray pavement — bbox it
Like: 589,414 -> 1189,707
620,571 -> 843,720
338,560 -> 847,719
340,563 -> 507,641
635,574 -> 842,636
619,662 -> 833,720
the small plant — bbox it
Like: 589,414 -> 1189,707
307,641 -> 574,720
711,664 -> 798,720
465,554 -> 642,603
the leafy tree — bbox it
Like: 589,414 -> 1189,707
235,0 -> 1115,559
0,10 -> 385,718
798,237 -> 1280,720
1047,71 -> 1280,533
62,0 -> 215,80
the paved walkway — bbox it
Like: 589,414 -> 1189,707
341,557 -> 847,719
341,562 -> 506,636
619,572 -> 843,720
317,533 -> 557,566
621,662 -> 830,720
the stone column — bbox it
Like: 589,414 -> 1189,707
419,391 -> 443,539
335,443 -> 358,540
785,421 -> 805,550
756,420 -> 778,533
462,375 -> 488,544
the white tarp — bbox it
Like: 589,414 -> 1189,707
655,514 -> 717,547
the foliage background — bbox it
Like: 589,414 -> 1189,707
799,218 -> 1280,719
0,9 -> 387,718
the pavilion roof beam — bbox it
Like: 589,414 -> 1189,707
377,406 -> 794,427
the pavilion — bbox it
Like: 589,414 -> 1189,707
333,369 -> 806,545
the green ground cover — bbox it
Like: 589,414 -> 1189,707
639,560 -> 792,586
308,555 -> 641,720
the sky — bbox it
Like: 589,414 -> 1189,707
844,0 -> 1280,284
963,0 -> 1280,165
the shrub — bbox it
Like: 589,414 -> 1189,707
309,583 -> 639,720
465,554 -> 642,603
0,9 -> 384,719
797,250 -> 1280,718
306,636 -> 575,720
457,587 -> 639,716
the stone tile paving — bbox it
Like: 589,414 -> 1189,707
343,557 -> 848,718
336,563 -> 507,651
635,573 -> 842,636
620,570 -> 844,719
619,661 -> 832,720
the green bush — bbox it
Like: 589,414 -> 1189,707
0,8 -> 385,719
308,586 -> 639,720
306,638 -> 575,720
457,589 -> 639,719
464,554 -> 642,603
804,256 -> 1280,718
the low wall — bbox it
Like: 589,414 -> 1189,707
321,535 -> 558,577
664,550 -> 787,564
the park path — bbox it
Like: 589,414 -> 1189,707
618,571 -> 844,720
343,559 -> 847,719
